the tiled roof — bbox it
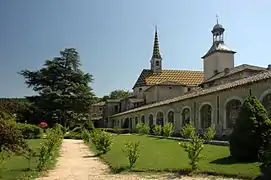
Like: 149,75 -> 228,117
133,69 -> 204,89
111,71 -> 271,118
203,64 -> 267,83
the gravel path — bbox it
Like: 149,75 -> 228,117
37,139 -> 240,180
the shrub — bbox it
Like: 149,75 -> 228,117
82,119 -> 95,132
204,126 -> 216,142
16,123 -> 43,139
64,132 -> 82,139
229,96 -> 271,162
0,116 -> 31,157
258,146 -> 271,180
136,123 -> 150,135
153,125 -> 162,136
179,122 -> 214,171
91,129 -> 113,155
98,128 -> 130,134
82,129 -> 90,142
122,140 -> 140,169
38,126 -> 63,171
163,123 -> 174,137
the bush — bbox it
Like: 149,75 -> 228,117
91,129 -> 113,155
122,140 -> 140,169
229,96 -> 271,162
82,129 -> 90,143
38,125 -> 63,171
64,132 -> 82,139
136,123 -> 150,135
0,115 -> 32,157
258,146 -> 271,180
179,122 -> 215,171
163,123 -> 174,137
153,125 -> 162,136
16,123 -> 43,139
82,119 -> 95,132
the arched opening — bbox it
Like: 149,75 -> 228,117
135,117 -> 138,125
123,118 -> 129,128
156,111 -> 164,127
226,99 -> 242,128
262,93 -> 271,119
182,108 -> 191,126
149,114 -> 154,129
141,115 -> 145,124
167,111 -> 174,124
129,118 -> 132,129
200,104 -> 212,129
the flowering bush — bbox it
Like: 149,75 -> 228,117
39,121 -> 48,128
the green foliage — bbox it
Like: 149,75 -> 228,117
179,122 -> 215,171
136,123 -> 150,135
122,140 -> 140,169
38,126 -> 63,171
163,123 -> 174,137
0,114 -> 32,158
259,146 -> 271,180
82,119 -> 95,132
16,123 -> 43,139
204,126 -> 216,142
109,90 -> 133,99
153,125 -> 162,136
91,129 -> 113,155
82,129 -> 91,143
99,128 -> 130,134
19,48 -> 96,127
229,96 -> 271,162
64,132 -> 82,139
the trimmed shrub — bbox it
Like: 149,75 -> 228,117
229,96 -> 271,162
153,125 -> 162,136
98,128 -> 130,134
179,122 -> 215,171
163,123 -> 174,137
123,140 -> 140,169
16,123 -> 43,139
136,123 -> 150,135
91,129 -> 113,155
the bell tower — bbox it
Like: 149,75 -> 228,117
150,26 -> 162,74
202,16 -> 236,81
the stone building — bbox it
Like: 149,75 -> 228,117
98,20 -> 271,135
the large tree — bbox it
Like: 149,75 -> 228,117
19,48 -> 95,127
109,90 -> 132,99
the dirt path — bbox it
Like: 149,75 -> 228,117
37,139 -> 240,180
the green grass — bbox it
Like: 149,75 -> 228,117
0,139 -> 58,180
90,134 -> 261,179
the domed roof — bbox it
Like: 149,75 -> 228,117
213,23 -> 224,30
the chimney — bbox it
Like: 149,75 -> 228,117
224,68 -> 230,74
267,64 -> 271,70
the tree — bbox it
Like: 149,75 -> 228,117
229,96 -> 271,162
19,48 -> 96,127
109,90 -> 132,99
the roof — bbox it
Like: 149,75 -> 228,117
133,69 -> 204,89
111,70 -> 271,118
202,42 -> 236,59
92,101 -> 106,106
203,64 -> 267,83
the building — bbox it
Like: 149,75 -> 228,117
93,20 -> 271,135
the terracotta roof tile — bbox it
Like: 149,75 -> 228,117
112,71 -> 271,118
133,69 -> 204,89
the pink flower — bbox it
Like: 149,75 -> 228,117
39,121 -> 48,128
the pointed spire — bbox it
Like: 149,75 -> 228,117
152,25 -> 162,59
216,14 -> 219,24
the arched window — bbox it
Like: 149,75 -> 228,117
149,114 -> 154,128
226,99 -> 242,128
123,118 -> 129,128
262,93 -> 271,119
182,108 -> 191,126
135,117 -> 138,125
156,61 -> 159,66
167,111 -> 174,124
156,111 -> 164,127
200,104 -> 212,129
141,115 -> 145,124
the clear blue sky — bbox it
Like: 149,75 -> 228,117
1,0 -> 271,98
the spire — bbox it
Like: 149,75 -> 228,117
216,14 -> 219,24
152,26 -> 162,59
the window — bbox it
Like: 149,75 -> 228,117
187,87 -> 191,92
139,88 -> 142,92
114,105 -> 118,113
156,61 -> 159,66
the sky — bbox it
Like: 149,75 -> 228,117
1,0 -> 271,98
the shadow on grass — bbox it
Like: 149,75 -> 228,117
210,156 -> 257,165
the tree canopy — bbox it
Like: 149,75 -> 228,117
19,48 -> 95,127
109,90 -> 132,99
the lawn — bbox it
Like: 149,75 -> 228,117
98,134 -> 261,179
0,139 -> 43,180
